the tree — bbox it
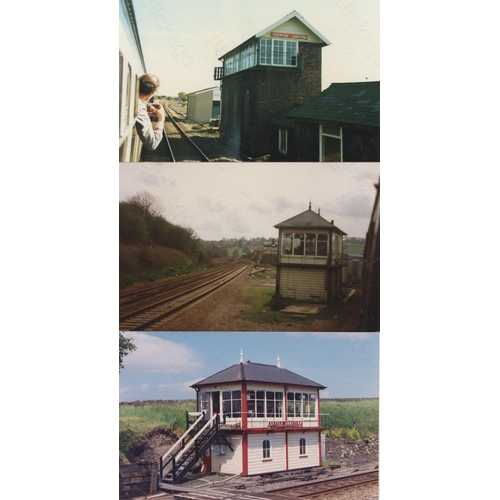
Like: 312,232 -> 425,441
119,202 -> 149,243
178,92 -> 187,102
119,332 -> 137,372
128,191 -> 164,219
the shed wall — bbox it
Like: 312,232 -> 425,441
248,433 -> 286,475
279,267 -> 327,302
211,435 -> 243,475
287,431 -> 320,470
187,91 -> 214,123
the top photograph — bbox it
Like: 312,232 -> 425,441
119,0 -> 380,163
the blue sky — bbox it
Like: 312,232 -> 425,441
119,332 -> 379,401
130,0 -> 380,96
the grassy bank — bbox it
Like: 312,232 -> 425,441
119,399 -> 378,456
119,244 -> 206,289
119,401 -> 196,455
321,399 -> 378,440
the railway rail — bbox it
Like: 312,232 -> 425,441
268,470 -> 378,498
139,102 -> 211,162
119,262 -> 250,331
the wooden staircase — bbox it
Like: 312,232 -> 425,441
159,412 -> 232,486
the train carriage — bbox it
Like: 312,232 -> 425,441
119,0 -> 146,162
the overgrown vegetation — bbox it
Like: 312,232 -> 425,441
119,191 -> 213,288
321,399 -> 378,440
236,287 -> 292,325
119,399 -> 378,458
119,401 -> 196,456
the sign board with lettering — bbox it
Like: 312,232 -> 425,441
271,32 -> 308,40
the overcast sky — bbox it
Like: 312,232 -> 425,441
130,0 -> 380,96
119,331 -> 379,401
119,163 -> 379,240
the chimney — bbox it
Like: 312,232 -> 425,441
240,349 -> 243,363
308,200 -> 311,210
331,220 -> 334,225
277,354 -> 281,368
318,207 -> 321,216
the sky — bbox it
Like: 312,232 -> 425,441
119,331 -> 379,401
119,162 -> 379,240
129,0 -> 380,96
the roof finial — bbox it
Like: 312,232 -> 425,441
318,206 -> 321,216
308,200 -> 311,210
240,349 -> 244,363
277,354 -> 281,368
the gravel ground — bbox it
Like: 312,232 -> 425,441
151,268 -> 363,332
173,462 -> 379,499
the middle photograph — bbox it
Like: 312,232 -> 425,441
119,163 -> 379,333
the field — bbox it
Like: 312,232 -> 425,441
119,399 -> 378,461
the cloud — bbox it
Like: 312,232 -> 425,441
120,333 -> 205,374
158,378 -> 201,396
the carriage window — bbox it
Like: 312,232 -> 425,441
119,54 -> 124,134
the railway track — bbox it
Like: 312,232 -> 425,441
162,105 -> 212,162
139,103 -> 211,162
268,470 -> 379,498
119,262 -> 250,331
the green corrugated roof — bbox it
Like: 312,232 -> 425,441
284,81 -> 380,127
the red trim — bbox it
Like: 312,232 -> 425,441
242,432 -> 248,476
244,427 -> 320,434
299,455 -> 308,458
241,383 -> 248,430
262,459 -> 273,462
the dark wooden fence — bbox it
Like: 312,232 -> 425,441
119,462 -> 158,498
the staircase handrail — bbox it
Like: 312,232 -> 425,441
170,413 -> 218,466
161,411 -> 205,463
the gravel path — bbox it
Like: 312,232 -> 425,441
151,271 -> 361,332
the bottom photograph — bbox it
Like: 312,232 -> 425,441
119,331 -> 379,499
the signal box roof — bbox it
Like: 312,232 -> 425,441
219,10 -> 330,60
191,361 -> 326,390
274,204 -> 347,236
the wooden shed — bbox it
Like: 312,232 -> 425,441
270,81 -> 380,162
215,10 -> 330,157
273,203 -> 347,305
159,353 -> 325,483
186,86 -> 221,123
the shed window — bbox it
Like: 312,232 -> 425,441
263,439 -> 271,459
299,438 -> 307,455
279,128 -> 288,154
320,125 -> 343,162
